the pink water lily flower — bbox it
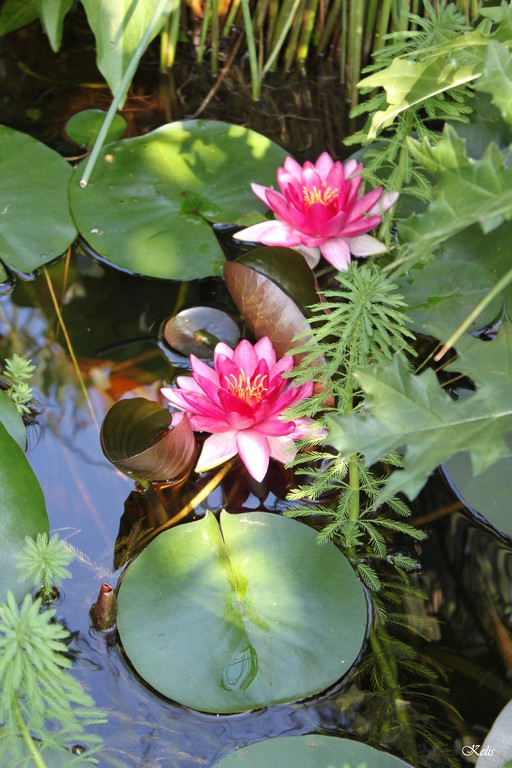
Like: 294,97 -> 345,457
161,337 -> 313,482
234,152 -> 398,271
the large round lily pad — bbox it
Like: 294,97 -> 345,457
0,125 -> 77,279
69,120 -> 287,280
117,510 -> 368,713
213,734 -> 412,768
0,421 -> 49,602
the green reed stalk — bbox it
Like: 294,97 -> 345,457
316,0 -> 342,57
196,0 -> 211,65
16,704 -> 47,768
160,1 -> 182,69
340,0 -> 347,84
374,0 -> 393,54
222,0 -> 241,36
363,0 -> 380,59
79,0 -> 171,188
347,0 -> 364,105
210,0 -> 220,75
261,0 -> 302,75
240,0 -> 261,98
296,0 -> 320,65
284,0 -> 305,70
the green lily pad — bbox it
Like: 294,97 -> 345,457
0,125 -> 77,277
65,110 -> 128,148
0,421 -> 49,602
69,120 -> 288,280
444,433 -> 512,540
0,389 -> 27,449
214,735 -> 412,767
117,511 -> 367,713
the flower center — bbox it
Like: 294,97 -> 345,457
302,182 -> 338,210
223,371 -> 268,404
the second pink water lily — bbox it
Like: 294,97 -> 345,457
161,337 -> 313,482
234,152 -> 398,271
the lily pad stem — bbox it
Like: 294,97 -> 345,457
79,0 -> 172,188
434,264 -> 512,361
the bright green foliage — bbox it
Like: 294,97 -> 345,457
403,126 -> 512,260
287,264 -> 422,591
36,0 -> 74,51
3,354 -> 36,416
0,591 -> 105,764
475,39 -> 512,126
16,533 -> 73,602
326,322 -> 512,502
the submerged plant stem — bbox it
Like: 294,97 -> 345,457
15,702 -> 47,768
43,268 -> 99,431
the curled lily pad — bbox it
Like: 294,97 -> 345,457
116,510 -> 367,713
214,734 -> 412,768
162,306 -> 240,359
65,110 -> 128,148
224,250 -> 320,362
100,397 -> 197,482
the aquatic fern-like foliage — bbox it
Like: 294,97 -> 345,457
0,591 -> 105,765
16,533 -> 73,602
286,263 -> 422,592
3,354 -> 36,416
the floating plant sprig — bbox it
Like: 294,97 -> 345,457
2,354 -> 36,416
0,591 -> 105,767
16,533 -> 73,602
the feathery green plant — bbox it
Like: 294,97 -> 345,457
286,263 -> 423,591
16,533 -> 73,602
3,354 -> 36,416
347,0 -> 474,205
0,591 -> 105,767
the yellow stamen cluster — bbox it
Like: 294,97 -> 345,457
224,371 -> 269,403
303,182 -> 338,210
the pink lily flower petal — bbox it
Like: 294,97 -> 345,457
235,151 -> 398,270
236,430 -> 270,482
196,431 -> 238,473
346,234 -> 389,256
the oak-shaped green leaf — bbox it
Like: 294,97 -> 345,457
69,120 -> 288,279
359,31 -> 487,136
326,325 -> 512,501
214,735 -> 411,768
475,40 -> 512,126
100,397 -> 197,482
0,422 -> 49,602
117,511 -> 367,713
401,128 -> 512,261
0,125 -> 77,277
0,0 -> 38,34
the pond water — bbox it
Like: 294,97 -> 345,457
1,15 -> 512,768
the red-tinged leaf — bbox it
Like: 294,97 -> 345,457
100,398 -> 197,482
162,306 -> 240,359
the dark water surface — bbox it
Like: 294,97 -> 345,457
1,13 -> 512,768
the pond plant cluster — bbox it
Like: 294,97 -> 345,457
1,1 -> 512,767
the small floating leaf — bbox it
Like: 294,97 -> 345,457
65,110 -> 128,148
117,510 -> 367,713
162,306 -> 240,359
100,397 -> 197,482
